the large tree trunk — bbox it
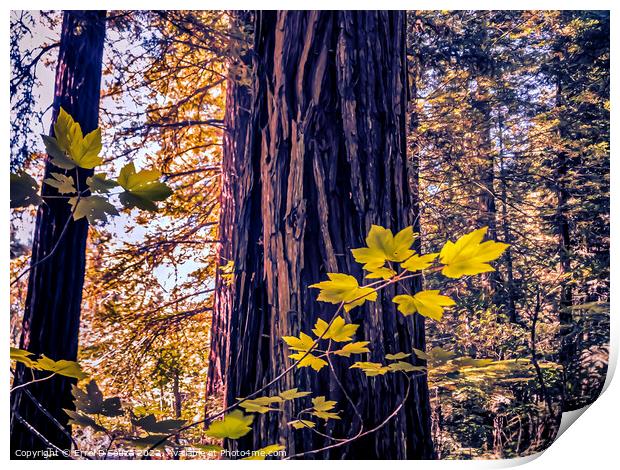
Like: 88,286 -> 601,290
10,11 -> 106,457
216,11 -> 433,459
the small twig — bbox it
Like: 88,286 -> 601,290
10,372 -> 56,392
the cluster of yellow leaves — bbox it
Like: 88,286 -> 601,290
286,396 -> 342,429
310,225 -> 508,324
310,396 -> 340,420
282,316 -> 368,371
238,388 -> 311,414
350,351 -> 426,377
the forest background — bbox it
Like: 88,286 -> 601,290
8,8 -> 610,461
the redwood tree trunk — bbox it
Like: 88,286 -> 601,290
10,11 -> 106,457
206,12 -> 253,401
215,10 -> 433,459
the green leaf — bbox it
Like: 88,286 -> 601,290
10,347 -> 36,368
86,173 -> 118,193
205,410 -> 254,439
75,128 -> 103,169
64,409 -> 108,433
10,172 -> 42,208
132,414 -> 186,434
117,162 -> 172,211
42,134 -> 76,170
33,355 -> 87,380
72,380 -> 123,417
43,172 -> 76,194
54,108 -> 82,155
69,195 -> 119,225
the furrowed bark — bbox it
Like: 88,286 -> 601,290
206,11 -> 253,404
217,11 -> 433,459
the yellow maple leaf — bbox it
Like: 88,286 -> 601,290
311,396 -> 337,411
310,273 -> 377,311
53,108 -> 103,169
365,266 -> 397,280
289,351 -> 327,371
351,225 -> 416,269
385,352 -> 411,360
310,396 -> 341,420
282,332 -> 315,352
392,290 -> 455,321
387,361 -> 426,373
312,316 -> 359,342
333,341 -> 371,357
205,410 -> 254,439
400,253 -> 438,272
439,227 -> 509,278
289,419 -> 316,429
278,388 -> 311,400
350,361 -> 390,376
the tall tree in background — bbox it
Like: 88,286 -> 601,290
542,10 -> 610,410
206,11 -> 252,399
212,11 -> 433,458
11,10 -> 106,456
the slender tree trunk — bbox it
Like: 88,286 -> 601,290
205,11 -> 253,402
497,114 -> 518,322
555,77 -> 573,319
475,96 -> 499,306
173,370 -> 182,418
10,11 -> 106,458
216,11 -> 433,459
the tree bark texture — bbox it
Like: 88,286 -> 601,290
206,55 -> 252,399
215,10 -> 433,459
11,10 -> 106,458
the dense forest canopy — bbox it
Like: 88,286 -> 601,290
9,9 -> 609,460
